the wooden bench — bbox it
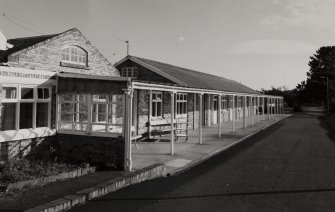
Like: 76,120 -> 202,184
150,118 -> 174,140
131,126 -> 142,149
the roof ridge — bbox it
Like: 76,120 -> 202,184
130,55 -> 235,82
7,28 -> 77,42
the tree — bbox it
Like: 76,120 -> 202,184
259,86 -> 297,108
297,46 -> 335,111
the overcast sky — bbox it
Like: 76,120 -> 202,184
1,0 -> 335,90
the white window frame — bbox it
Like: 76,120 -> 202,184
222,96 -> 228,111
61,46 -> 88,66
121,67 -> 138,78
176,93 -> 187,117
57,94 -> 124,137
151,91 -> 163,118
0,84 -> 53,141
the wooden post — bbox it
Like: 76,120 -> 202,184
207,94 -> 211,126
199,93 -> 203,144
249,96 -> 254,126
218,95 -> 222,137
232,95 -> 235,132
170,92 -> 175,155
243,96 -> 246,129
193,93 -> 196,129
124,87 -> 133,171
256,96 -> 260,123
148,90 -> 152,138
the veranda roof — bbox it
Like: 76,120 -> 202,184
116,55 -> 260,95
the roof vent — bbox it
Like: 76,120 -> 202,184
0,30 -> 13,50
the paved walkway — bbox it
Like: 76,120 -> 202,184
0,113 -> 288,211
132,114 -> 289,174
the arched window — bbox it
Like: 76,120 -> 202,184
61,46 -> 87,65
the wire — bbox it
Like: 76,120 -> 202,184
4,13 -> 52,33
1,13 -> 44,35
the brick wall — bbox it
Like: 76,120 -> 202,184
7,28 -> 118,77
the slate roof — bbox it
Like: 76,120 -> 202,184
126,55 -> 259,94
0,33 -> 59,61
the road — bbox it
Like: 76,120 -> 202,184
71,114 -> 335,212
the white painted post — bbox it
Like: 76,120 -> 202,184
124,88 -> 133,171
267,97 -> 271,119
170,92 -> 175,155
257,96 -> 260,123
193,93 -> 196,129
199,93 -> 203,144
207,94 -> 211,126
277,98 -> 279,116
218,95 -> 222,137
249,96 -> 254,125
148,90 -> 153,138
243,96 -> 246,129
232,95 -> 235,132
262,96 -> 265,121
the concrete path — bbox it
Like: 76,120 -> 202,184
71,113 -> 335,212
132,114 -> 289,175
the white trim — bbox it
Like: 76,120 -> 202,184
132,81 -> 279,98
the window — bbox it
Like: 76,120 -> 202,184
176,93 -> 187,115
0,85 -> 52,131
213,96 -> 218,111
61,46 -> 87,65
152,92 -> 162,117
222,96 -> 228,110
58,94 -> 124,135
121,67 -> 138,78
236,96 -> 242,108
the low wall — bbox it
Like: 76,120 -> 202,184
57,134 -> 125,170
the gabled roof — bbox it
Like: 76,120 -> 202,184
116,55 -> 259,95
0,30 -> 65,61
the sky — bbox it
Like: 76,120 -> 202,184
1,0 -> 335,90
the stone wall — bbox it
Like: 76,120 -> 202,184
7,28 -> 118,77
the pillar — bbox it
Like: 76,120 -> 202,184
249,96 -> 254,125
124,88 -> 133,171
218,95 -> 222,137
257,96 -> 260,123
199,93 -> 203,144
232,95 -> 235,132
267,97 -> 271,119
207,94 -> 211,126
170,92 -> 175,155
243,96 -> 247,128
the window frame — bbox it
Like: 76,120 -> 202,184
151,91 -> 163,118
222,96 -> 228,110
1,84 -> 52,131
61,45 -> 88,67
121,67 -> 138,78
57,94 -> 124,137
176,93 -> 187,116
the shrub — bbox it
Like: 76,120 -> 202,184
0,158 -> 73,185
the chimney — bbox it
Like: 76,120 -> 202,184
0,30 -> 13,50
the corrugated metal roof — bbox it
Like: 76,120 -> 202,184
129,56 -> 260,94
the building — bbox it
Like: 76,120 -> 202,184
0,28 -> 283,170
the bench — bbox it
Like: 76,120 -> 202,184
131,126 -> 142,149
150,118 -> 174,140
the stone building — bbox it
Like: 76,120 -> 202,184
0,28 -> 283,170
